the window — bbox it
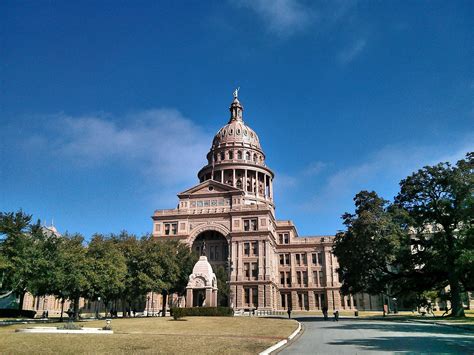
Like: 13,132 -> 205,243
245,151 -> 251,160
164,222 -> 178,235
312,253 -> 317,265
279,233 -> 289,244
244,263 -> 250,278
302,254 -> 307,265
313,271 -> 318,285
220,152 -> 225,160
279,253 -> 290,266
251,263 -> 258,279
280,254 -> 284,265
228,151 -> 234,159
252,287 -> 258,306
286,273 -> 291,286
252,242 -> 258,256
318,252 -> 323,265
244,243 -> 250,256
243,218 -> 258,231
244,287 -> 250,305
319,271 -> 325,286
280,272 -> 285,285
302,271 -> 308,286
297,271 -> 302,285
296,254 -> 301,266
237,151 -> 242,159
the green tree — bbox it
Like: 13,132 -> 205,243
87,234 -> 127,317
55,233 -> 92,320
0,211 -> 38,311
334,153 -> 473,317
395,152 -> 473,316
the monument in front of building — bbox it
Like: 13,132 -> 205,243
185,245 -> 218,308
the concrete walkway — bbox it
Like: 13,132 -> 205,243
280,316 -> 474,354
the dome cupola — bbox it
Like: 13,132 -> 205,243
197,89 -> 275,207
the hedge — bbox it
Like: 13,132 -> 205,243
0,309 -> 37,318
171,307 -> 233,320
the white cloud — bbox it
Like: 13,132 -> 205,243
27,109 -> 211,186
337,38 -> 366,64
307,137 -> 474,213
236,0 -> 312,37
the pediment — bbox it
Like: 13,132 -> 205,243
178,180 -> 243,198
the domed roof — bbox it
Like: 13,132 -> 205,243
212,97 -> 261,150
192,255 -> 215,277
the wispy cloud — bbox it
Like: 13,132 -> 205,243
25,109 -> 211,186
235,0 -> 312,37
306,137 -> 474,213
234,0 -> 358,38
337,37 -> 366,64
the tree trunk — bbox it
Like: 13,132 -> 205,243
60,299 -> 65,322
445,229 -> 465,317
449,275 -> 465,317
18,290 -> 26,312
161,291 -> 167,317
73,295 -> 80,320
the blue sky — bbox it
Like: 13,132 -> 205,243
1,1 -> 473,238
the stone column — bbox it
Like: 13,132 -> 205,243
258,285 -> 264,309
205,289 -> 212,307
256,172 -> 259,198
291,291 -> 298,310
290,254 -> 297,285
308,291 -> 316,310
327,290 -> 334,310
186,289 -> 193,308
231,241 -> 237,282
245,169 -> 248,191
307,252 -> 313,286
237,242 -> 242,281
258,240 -> 264,280
265,241 -> 271,280
232,169 -> 236,187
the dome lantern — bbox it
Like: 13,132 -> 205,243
229,88 -> 243,122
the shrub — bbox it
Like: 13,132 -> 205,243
0,309 -> 37,318
171,307 -> 233,320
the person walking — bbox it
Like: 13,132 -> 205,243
334,310 -> 339,322
287,306 -> 292,319
322,306 -> 328,321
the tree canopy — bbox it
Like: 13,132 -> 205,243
0,215 -> 197,318
333,152 -> 473,317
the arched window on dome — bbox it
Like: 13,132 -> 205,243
253,154 -> 257,162
220,152 -> 225,161
228,151 -> 234,160
237,151 -> 242,160
245,151 -> 251,160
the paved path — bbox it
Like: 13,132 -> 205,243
280,316 -> 474,354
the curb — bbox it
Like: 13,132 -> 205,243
409,319 -> 474,332
259,321 -> 302,355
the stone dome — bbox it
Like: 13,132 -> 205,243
211,97 -> 261,150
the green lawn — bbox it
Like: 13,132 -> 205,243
0,316 -> 298,354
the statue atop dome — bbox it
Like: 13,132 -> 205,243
233,87 -> 240,99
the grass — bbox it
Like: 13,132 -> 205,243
0,316 -> 298,354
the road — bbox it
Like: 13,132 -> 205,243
280,317 -> 474,354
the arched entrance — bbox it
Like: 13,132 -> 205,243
192,231 -> 229,306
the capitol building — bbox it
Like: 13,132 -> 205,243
152,92 -> 382,312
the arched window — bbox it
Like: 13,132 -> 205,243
237,151 -> 242,159
253,154 -> 257,162
228,151 -> 234,160
220,152 -> 225,161
245,151 -> 251,160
